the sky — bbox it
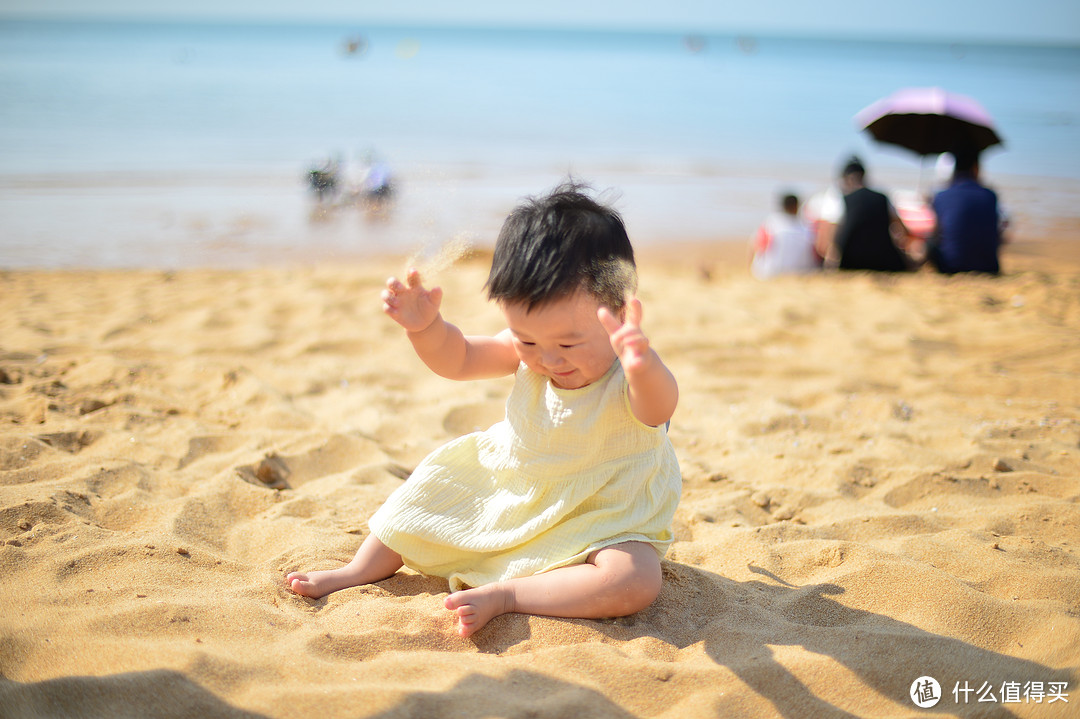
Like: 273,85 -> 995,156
1,0 -> 1078,44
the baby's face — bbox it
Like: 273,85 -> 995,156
501,290 -> 618,390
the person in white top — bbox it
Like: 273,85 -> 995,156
750,193 -> 821,280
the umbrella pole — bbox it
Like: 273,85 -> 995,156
918,155 -> 931,200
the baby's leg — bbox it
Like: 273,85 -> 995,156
287,534 -> 403,599
444,541 -> 661,638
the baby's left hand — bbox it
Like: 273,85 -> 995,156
598,298 -> 650,375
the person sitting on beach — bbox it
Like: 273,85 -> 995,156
927,144 -> 1007,275
286,182 -> 682,638
825,156 -> 916,272
750,192 -> 820,279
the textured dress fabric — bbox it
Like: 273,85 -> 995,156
368,361 -> 681,591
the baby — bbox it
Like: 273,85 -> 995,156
287,182 -> 682,637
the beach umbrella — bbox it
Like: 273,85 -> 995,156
855,87 -> 1003,157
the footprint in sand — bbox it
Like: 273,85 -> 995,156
235,434 -> 405,491
178,435 -> 250,470
36,430 -> 100,454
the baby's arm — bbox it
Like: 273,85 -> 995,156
598,298 -> 678,427
382,269 -> 519,380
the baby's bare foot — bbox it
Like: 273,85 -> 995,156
286,569 -> 352,599
286,537 -> 403,599
444,583 -> 514,638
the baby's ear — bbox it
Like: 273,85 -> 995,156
602,303 -> 626,323
596,305 -> 622,337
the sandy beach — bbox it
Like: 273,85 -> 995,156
1,234 -> 1078,717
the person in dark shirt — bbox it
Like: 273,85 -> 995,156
827,157 -> 914,272
929,146 -> 1005,275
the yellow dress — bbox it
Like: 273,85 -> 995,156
368,361 -> 681,591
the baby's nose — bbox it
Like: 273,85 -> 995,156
540,348 -> 562,366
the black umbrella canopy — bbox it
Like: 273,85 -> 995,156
856,87 -> 1004,157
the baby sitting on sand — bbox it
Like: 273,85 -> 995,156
286,182 -> 682,637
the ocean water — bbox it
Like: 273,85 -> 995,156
2,19 -> 1079,267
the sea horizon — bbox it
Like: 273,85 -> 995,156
2,17 -> 1078,268
4,13 -> 1080,48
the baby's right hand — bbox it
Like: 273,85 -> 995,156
382,268 -> 443,333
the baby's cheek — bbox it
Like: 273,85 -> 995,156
513,344 -> 536,365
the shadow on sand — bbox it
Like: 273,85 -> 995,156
0,670 -> 272,719
330,561 -> 1075,717
6,562 -> 1074,718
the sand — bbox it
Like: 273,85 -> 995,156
1,241 -> 1078,718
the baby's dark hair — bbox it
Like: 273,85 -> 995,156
485,182 -> 637,313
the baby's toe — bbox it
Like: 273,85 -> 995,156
445,590 -> 475,611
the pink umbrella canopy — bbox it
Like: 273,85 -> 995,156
856,87 -> 1003,156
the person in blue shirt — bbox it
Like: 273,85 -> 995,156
929,146 -> 1006,275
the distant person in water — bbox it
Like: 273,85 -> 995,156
308,157 -> 338,203
825,156 -> 915,272
928,145 -> 1007,275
